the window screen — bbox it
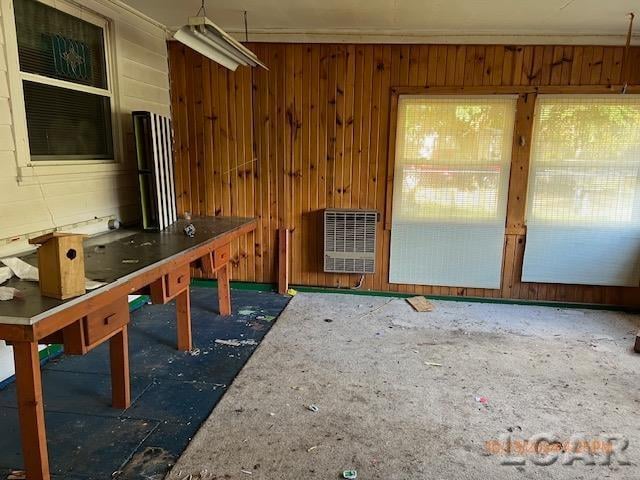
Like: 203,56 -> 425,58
14,0 -> 113,161
389,95 -> 517,289
523,95 -> 640,286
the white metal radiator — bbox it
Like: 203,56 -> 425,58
133,111 -> 178,230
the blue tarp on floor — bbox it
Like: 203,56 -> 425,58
0,287 -> 289,479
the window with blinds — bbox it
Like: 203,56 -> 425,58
523,95 -> 640,286
14,0 -> 114,161
389,95 -> 517,289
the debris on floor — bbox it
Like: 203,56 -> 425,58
286,288 -> 297,296
474,395 -> 489,405
215,339 -> 258,347
306,404 -> 319,412
342,469 -> 357,479
122,259 -> 140,264
7,470 -> 26,480
406,296 -> 434,312
115,446 -> 175,480
423,361 -> 442,367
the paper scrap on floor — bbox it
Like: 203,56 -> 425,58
1,257 -> 106,290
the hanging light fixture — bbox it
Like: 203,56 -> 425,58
173,1 -> 267,71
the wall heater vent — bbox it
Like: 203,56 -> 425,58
324,209 -> 378,274
133,111 -> 177,231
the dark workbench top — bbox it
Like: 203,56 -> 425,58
0,217 -> 255,325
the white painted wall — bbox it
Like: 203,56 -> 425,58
0,0 -> 171,381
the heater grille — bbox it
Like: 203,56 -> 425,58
324,209 -> 377,274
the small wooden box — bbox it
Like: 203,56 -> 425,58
29,232 -> 87,300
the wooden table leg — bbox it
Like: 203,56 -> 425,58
176,288 -> 192,351
217,263 -> 231,316
13,342 -> 50,480
109,326 -> 131,409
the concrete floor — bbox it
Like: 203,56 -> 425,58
167,293 -> 640,480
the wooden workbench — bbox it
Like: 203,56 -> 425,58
0,216 -> 256,480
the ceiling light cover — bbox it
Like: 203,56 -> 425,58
173,16 -> 267,71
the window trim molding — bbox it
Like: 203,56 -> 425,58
2,0 -> 125,180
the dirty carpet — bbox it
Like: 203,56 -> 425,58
167,292 -> 640,480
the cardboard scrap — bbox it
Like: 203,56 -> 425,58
406,296 -> 434,312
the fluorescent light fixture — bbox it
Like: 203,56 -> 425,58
173,16 -> 267,71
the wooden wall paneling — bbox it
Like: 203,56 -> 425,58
241,65 -> 254,280
251,44 -> 264,282
168,42 -> 640,306
186,50 -> 200,215
201,59 -> 215,217
560,46 -> 573,85
570,46 -> 583,85
506,92 -> 536,234
193,53 -> 206,216
299,45 -> 310,285
293,45 -> 304,285
378,46 -> 393,293
549,46 -> 563,85
309,46 -> 321,285
269,46 -> 282,282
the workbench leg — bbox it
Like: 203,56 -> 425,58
109,326 -> 131,409
217,263 -> 232,316
176,288 -> 192,351
13,342 -> 50,480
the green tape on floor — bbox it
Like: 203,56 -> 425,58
39,344 -> 63,361
191,278 -> 276,292
190,278 -> 636,313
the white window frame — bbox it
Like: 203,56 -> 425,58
1,0 -> 124,182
